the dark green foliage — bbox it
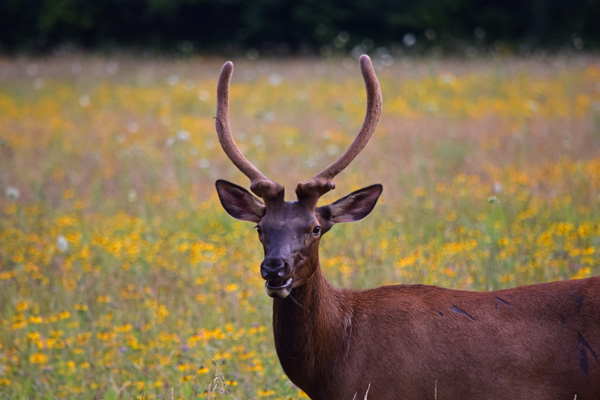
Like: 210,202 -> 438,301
1,0 -> 599,54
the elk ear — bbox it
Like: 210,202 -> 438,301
215,180 -> 265,222
318,184 -> 382,224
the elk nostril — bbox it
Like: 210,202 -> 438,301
262,258 -> 290,281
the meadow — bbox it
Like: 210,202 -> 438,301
1,54 -> 600,399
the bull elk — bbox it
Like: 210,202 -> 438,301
213,55 -> 600,399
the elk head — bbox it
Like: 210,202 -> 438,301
215,55 -> 383,299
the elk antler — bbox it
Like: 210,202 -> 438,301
216,61 -> 284,199
296,55 -> 382,204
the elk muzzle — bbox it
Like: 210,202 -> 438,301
261,256 -> 293,298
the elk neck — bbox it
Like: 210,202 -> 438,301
272,252 -> 354,396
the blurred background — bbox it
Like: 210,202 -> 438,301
1,0 -> 599,56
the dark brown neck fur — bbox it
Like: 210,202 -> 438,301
272,257 -> 353,399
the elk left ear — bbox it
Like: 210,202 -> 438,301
318,184 -> 383,224
215,179 -> 266,223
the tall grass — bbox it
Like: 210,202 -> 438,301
0,55 -> 599,398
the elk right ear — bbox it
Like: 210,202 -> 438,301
318,184 -> 383,225
215,180 -> 265,222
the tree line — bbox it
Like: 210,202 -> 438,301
1,0 -> 598,55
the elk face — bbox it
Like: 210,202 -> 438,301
216,180 -> 382,298
214,55 -> 382,298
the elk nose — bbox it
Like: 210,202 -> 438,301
261,257 -> 290,281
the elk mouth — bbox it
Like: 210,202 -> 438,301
265,278 -> 293,298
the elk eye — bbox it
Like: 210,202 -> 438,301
255,226 -> 262,235
312,226 -> 321,235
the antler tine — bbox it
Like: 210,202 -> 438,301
296,55 -> 382,202
216,61 -> 283,199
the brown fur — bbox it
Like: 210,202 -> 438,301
274,265 -> 600,399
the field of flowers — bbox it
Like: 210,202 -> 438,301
1,54 -> 600,399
